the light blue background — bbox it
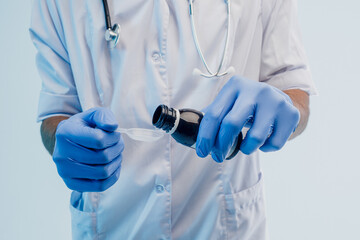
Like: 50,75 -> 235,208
0,0 -> 359,239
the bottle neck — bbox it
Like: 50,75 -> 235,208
168,108 -> 180,134
152,105 -> 180,133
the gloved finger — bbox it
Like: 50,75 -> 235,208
55,135 -> 124,164
240,104 -> 274,155
63,166 -> 121,192
56,122 -> 121,150
56,154 -> 122,180
196,82 -> 238,158
260,108 -> 300,152
78,107 -> 119,132
211,99 -> 253,162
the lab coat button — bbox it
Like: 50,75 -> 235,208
155,184 -> 165,193
152,53 -> 160,62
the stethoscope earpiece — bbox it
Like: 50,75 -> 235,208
226,66 -> 235,75
192,68 -> 203,77
105,23 -> 121,49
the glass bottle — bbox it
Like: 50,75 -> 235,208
152,104 -> 242,160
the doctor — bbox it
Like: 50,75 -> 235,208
30,0 -> 316,239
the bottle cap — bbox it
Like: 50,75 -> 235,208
152,105 -> 177,133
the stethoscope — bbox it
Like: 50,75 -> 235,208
102,0 -> 234,78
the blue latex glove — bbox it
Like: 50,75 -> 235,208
196,76 -> 300,162
53,107 -> 124,192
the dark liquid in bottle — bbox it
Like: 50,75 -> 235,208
152,105 -> 242,160
171,109 -> 203,147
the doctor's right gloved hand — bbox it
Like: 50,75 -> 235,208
196,76 -> 300,163
52,107 -> 124,192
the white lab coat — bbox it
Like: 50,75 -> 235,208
30,0 -> 317,239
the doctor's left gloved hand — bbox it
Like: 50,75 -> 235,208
196,76 -> 300,163
52,108 -> 124,192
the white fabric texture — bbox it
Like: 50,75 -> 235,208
30,0 -> 316,239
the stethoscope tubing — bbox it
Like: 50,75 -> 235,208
102,0 -> 112,30
102,0 -> 233,78
189,0 -> 232,78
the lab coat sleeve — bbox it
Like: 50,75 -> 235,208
260,0 -> 318,95
29,0 -> 81,122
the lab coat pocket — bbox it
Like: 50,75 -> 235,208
224,173 -> 267,240
69,191 -> 99,239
